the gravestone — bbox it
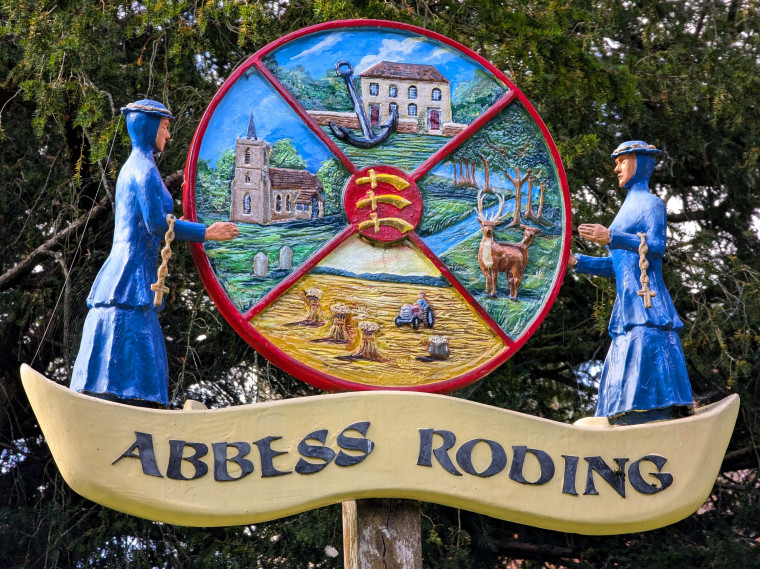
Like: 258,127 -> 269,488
253,252 -> 268,278
279,246 -> 293,270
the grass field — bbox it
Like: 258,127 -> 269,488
330,130 -> 450,173
440,227 -> 564,337
199,214 -> 347,312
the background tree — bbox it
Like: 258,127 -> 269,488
269,138 -> 308,170
317,157 -> 351,216
1,1 -> 759,568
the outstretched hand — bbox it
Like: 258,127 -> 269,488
206,222 -> 239,241
578,223 -> 611,245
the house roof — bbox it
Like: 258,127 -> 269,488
269,167 -> 323,203
359,61 -> 449,83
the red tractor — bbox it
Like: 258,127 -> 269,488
394,298 -> 435,330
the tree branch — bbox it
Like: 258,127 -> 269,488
0,197 -> 110,290
667,209 -> 713,224
0,169 -> 184,292
721,446 -> 760,472
164,169 -> 184,193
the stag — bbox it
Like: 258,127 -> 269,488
475,190 -> 541,299
476,190 -> 519,298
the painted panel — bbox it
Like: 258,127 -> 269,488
185,20 -> 570,392
417,102 -> 566,339
261,26 -> 508,172
193,68 -> 352,312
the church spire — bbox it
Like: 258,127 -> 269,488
246,111 -> 257,140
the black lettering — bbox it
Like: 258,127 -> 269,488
417,429 -> 461,476
112,431 -> 163,477
212,442 -> 254,481
254,436 -> 292,477
584,456 -> 628,498
561,455 -> 579,495
295,429 -> 336,474
335,422 -> 374,467
629,455 -> 673,494
509,446 -> 554,485
456,439 -> 506,478
167,440 -> 209,480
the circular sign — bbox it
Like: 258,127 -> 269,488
184,20 -> 571,393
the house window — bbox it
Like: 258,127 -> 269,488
243,193 -> 251,214
408,85 -> 417,99
389,102 -> 398,116
275,194 -> 282,212
408,103 -> 418,117
432,88 -> 442,101
369,83 -> 379,96
286,194 -> 292,212
388,85 -> 398,98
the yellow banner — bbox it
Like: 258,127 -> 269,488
21,364 -> 738,535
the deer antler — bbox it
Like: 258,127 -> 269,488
476,190 -> 511,223
475,189 -> 487,221
490,193 -> 506,221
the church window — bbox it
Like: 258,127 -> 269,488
243,193 -> 251,214
275,194 -> 282,212
245,172 -> 250,183
286,194 -> 292,212
369,83 -> 379,96
408,103 -> 418,117
408,85 -> 417,99
432,88 -> 442,101
244,147 -> 251,165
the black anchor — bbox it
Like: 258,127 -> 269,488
329,60 -> 398,149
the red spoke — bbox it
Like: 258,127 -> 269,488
411,90 -> 517,182
253,58 -> 359,176
407,232 -> 514,347
243,225 -> 357,321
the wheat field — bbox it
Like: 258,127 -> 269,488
251,273 -> 507,387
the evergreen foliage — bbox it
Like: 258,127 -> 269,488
270,138 -> 308,170
1,1 -> 759,567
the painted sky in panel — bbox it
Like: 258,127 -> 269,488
197,69 -> 336,170
265,27 -> 507,94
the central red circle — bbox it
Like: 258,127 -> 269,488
343,165 -> 422,242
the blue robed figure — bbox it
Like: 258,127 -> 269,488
569,141 -> 694,425
71,100 -> 238,406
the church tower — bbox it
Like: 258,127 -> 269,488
230,112 -> 271,224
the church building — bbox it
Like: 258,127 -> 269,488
229,114 -> 324,225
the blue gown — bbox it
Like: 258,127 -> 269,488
70,108 -> 205,405
575,178 -> 693,421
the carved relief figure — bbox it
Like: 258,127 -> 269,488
476,191 -> 540,299
70,100 -> 238,406
569,140 -> 694,425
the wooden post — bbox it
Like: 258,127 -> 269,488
343,499 -> 422,569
